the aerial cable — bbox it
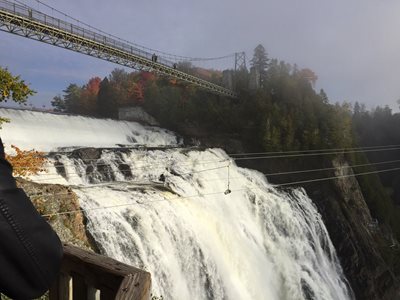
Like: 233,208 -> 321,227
21,162 -> 229,183
17,144 -> 400,175
233,146 -> 400,161
275,166 -> 400,187
10,145 -> 400,186
25,142 -> 400,158
12,143 -> 400,171
40,166 -> 400,217
12,154 -> 400,183
27,159 -> 400,200
228,144 -> 400,157
263,158 -> 400,177
29,142 -> 400,160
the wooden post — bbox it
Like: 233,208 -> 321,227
49,272 -> 70,300
72,273 -> 87,299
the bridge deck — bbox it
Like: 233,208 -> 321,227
0,0 -> 236,98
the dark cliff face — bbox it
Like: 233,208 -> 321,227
195,135 -> 400,300
306,158 -> 400,300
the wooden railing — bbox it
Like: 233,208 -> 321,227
50,243 -> 151,300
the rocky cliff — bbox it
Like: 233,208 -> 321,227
309,158 -> 400,299
16,178 -> 93,250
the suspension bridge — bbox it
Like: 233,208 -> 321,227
0,0 -> 242,98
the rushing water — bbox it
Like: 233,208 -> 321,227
1,108 -> 352,300
0,108 -> 178,152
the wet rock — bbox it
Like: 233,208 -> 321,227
70,147 -> 102,162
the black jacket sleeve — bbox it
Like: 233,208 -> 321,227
0,138 -> 63,299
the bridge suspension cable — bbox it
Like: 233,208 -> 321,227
12,0 -> 237,63
0,0 -> 237,97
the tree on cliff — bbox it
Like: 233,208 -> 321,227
0,67 -> 35,127
250,44 -> 269,86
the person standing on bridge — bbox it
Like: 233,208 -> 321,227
0,138 -> 63,299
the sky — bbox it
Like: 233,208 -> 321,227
1,0 -> 400,111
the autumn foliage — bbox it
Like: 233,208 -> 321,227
51,70 -> 156,117
5,145 -> 47,177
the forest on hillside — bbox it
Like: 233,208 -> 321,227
51,45 -> 354,152
352,103 -> 400,215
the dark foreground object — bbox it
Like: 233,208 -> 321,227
50,243 -> 151,300
0,138 -> 63,299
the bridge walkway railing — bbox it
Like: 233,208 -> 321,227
0,0 -> 236,97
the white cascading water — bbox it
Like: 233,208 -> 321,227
1,108 -> 353,300
0,108 -> 178,152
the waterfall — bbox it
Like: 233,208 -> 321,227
0,108 -> 178,152
0,108 -> 352,300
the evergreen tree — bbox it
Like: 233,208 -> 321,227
250,44 -> 269,86
63,84 -> 83,114
97,78 -> 117,118
51,95 -> 66,112
319,89 -> 328,104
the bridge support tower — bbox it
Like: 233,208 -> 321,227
234,52 -> 246,71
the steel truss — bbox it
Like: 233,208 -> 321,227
0,0 -> 236,98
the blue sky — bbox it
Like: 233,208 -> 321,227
1,0 -> 400,111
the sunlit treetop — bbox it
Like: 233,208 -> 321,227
0,67 -> 35,103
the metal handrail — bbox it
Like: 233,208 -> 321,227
0,0 -> 237,97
